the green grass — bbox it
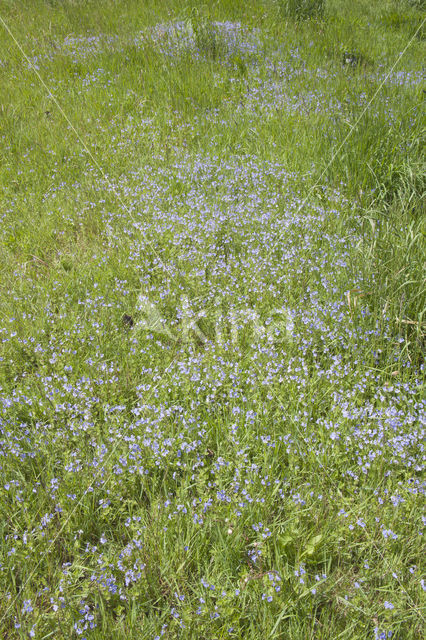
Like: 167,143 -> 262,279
0,1 -> 424,638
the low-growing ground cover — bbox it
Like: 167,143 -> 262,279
0,1 -> 424,638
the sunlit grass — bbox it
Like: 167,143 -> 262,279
0,1 -> 424,638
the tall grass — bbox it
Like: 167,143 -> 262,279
0,1 -> 424,638
361,146 -> 425,360
277,0 -> 325,20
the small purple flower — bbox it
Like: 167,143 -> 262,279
382,529 -> 397,540
22,599 -> 33,614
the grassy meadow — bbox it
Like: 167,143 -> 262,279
0,0 -> 425,638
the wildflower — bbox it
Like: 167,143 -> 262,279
22,599 -> 33,614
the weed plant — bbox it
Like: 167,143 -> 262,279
0,0 -> 424,638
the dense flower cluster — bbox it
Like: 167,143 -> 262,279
0,15 -> 423,640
